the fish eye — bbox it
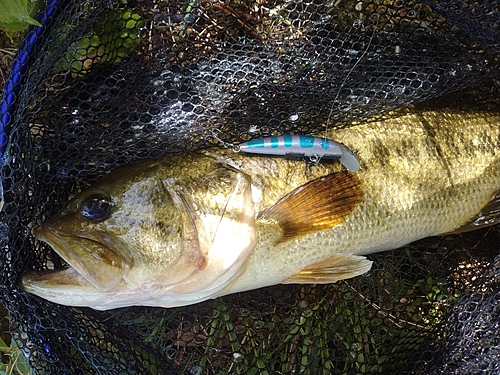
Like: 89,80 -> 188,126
80,191 -> 112,221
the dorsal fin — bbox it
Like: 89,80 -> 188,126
259,172 -> 362,242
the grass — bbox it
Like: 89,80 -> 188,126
0,305 -> 33,375
193,270 -> 455,375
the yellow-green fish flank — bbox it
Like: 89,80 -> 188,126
22,107 -> 500,310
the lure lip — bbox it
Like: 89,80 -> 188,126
338,145 -> 360,172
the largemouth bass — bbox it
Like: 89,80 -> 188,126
23,107 -> 500,310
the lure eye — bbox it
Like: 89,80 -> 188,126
80,191 -> 112,221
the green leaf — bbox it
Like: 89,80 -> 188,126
0,0 -> 42,32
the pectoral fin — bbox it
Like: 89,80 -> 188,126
284,255 -> 373,284
259,172 -> 362,241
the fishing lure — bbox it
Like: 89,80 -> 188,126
238,135 -> 360,171
210,133 -> 360,172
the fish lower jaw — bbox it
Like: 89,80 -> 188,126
22,266 -> 103,306
21,267 -> 156,310
23,266 -> 88,287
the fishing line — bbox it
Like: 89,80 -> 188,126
207,128 -> 241,153
323,13 -> 380,140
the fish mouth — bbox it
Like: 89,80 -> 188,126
25,225 -> 132,292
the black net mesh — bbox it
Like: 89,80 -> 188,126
1,0 -> 500,373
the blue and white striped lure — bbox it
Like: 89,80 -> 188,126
237,135 -> 360,172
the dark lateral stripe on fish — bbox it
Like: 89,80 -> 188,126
258,172 -> 362,242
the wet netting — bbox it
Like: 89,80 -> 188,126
1,0 -> 500,373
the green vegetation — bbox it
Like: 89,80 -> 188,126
0,0 -> 42,33
0,305 -> 33,375
54,8 -> 145,75
195,270 -> 457,375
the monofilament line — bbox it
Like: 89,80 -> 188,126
323,13 -> 380,140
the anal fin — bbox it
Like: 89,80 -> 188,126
259,172 -> 362,242
283,254 -> 373,284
